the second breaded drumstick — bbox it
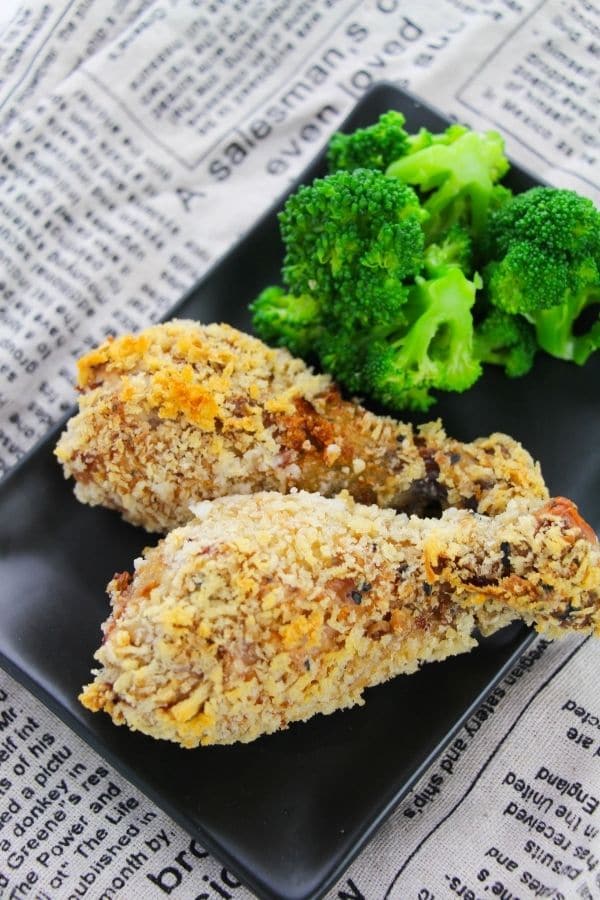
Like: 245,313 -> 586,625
56,320 -> 547,532
80,491 -> 599,747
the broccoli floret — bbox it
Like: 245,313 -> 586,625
424,225 -> 473,277
316,330 -> 366,394
405,123 -> 468,154
327,111 -> 409,173
250,166 -> 486,411
484,187 -> 600,364
250,115 -> 599,415
279,168 -> 427,329
250,286 -> 323,358
474,309 -> 537,377
386,127 -> 509,241
363,267 -> 482,411
487,184 -> 514,216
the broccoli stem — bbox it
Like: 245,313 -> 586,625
532,289 -> 600,365
391,268 -> 480,389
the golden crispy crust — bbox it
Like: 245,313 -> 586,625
80,492 -> 599,747
433,497 -> 600,636
55,320 -> 548,532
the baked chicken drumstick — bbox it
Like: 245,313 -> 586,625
56,320 -> 547,532
80,491 -> 599,747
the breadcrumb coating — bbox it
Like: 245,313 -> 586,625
80,492 -> 599,747
55,321 -> 548,532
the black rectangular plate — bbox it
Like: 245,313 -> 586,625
1,84 -> 598,900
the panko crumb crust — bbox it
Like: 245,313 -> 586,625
80,492 -> 599,748
55,320 -> 548,532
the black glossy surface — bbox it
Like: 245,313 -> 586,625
0,85 -> 598,900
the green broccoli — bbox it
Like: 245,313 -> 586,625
251,113 -> 599,415
483,187 -> 600,364
316,329 -> 366,394
424,224 -> 473,276
474,309 -> 537,377
249,286 -> 323,358
338,225 -> 482,412
363,267 -> 482,411
251,166 -> 485,412
386,126 -> 510,241
279,168 -> 426,329
327,110 -> 409,173
486,183 -> 514,216
405,123 -> 468,154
